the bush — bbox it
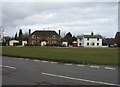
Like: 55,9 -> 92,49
25,44 -> 29,46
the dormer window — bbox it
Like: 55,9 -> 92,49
52,35 -> 56,39
48,37 -> 51,39
97,38 -> 99,41
32,35 -> 36,39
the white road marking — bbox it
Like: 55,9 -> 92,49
90,66 -> 100,69
25,59 -> 29,60
41,61 -> 48,63
105,67 -> 115,70
42,72 -> 120,86
77,65 -> 85,67
0,65 -> 16,69
50,62 -> 58,64
18,58 -> 23,60
34,60 -> 40,62
64,64 -> 72,66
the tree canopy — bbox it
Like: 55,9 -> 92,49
64,32 -> 77,45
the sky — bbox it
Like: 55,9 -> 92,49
1,0 -> 119,38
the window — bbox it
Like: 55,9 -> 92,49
97,43 -> 99,46
79,38 -> 82,41
87,38 -> 89,41
87,43 -> 89,46
92,43 -> 94,46
52,35 -> 56,39
79,43 -> 81,46
32,41 -> 36,44
48,41 -> 51,44
48,37 -> 51,39
37,36 -> 40,39
32,35 -> 36,39
52,41 -> 56,43
97,38 -> 99,41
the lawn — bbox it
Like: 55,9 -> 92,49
2,46 -> 118,65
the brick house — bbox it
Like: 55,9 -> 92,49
28,30 -> 61,46
102,38 -> 116,46
115,32 -> 120,47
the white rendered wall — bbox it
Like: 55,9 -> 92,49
83,38 -> 102,47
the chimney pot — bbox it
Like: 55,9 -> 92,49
29,29 -> 31,35
59,30 -> 61,36
91,32 -> 94,36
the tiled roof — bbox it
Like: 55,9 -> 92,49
115,32 -> 120,46
102,38 -> 115,45
31,30 -> 61,37
77,35 -> 102,39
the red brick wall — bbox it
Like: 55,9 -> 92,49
28,34 -> 61,45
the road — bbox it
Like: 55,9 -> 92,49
1,56 -> 119,86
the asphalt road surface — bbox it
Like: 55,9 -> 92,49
1,56 -> 119,86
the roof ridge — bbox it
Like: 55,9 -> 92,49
35,30 -> 55,31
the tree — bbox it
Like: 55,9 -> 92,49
19,29 -> 23,37
64,32 -> 78,45
18,29 -> 23,45
15,32 -> 18,40
22,32 -> 29,41
4,36 -> 10,46
72,35 -> 77,41
68,37 -> 73,45
64,32 -> 73,45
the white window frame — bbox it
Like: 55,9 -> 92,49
52,35 -> 56,39
32,40 -> 36,44
32,35 -> 36,39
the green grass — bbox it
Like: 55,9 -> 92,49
2,46 -> 118,65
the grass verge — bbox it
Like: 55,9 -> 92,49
2,46 -> 118,66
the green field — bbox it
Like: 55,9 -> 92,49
2,46 -> 118,65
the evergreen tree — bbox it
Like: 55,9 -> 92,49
22,32 -> 29,41
15,32 -> 17,40
72,35 -> 77,41
18,29 -> 23,45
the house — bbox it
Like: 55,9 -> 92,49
115,32 -> 120,47
77,32 -> 103,47
28,30 -> 61,46
9,40 -> 27,46
61,37 -> 69,47
102,38 -> 116,47
9,40 -> 19,46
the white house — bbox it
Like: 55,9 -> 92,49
9,40 -> 19,46
9,40 -> 27,46
77,32 -> 103,47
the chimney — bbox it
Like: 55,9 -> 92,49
59,30 -> 61,36
91,32 -> 94,36
29,29 -> 31,35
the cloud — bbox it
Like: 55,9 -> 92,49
58,18 -> 111,27
2,2 -> 118,38
13,13 -> 57,25
2,0 -> 119,2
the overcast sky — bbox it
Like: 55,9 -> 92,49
1,0 -> 119,38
